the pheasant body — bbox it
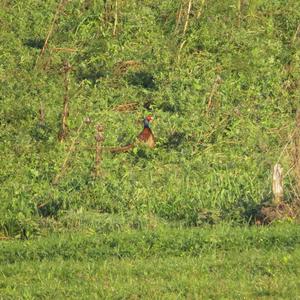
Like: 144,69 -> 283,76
109,116 -> 155,153
138,127 -> 155,148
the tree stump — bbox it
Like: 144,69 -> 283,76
272,163 -> 283,204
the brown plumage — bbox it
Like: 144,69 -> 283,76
108,116 -> 155,153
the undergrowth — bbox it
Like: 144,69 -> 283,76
1,0 -> 300,236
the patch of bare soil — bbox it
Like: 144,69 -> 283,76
255,201 -> 300,225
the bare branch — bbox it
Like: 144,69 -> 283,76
175,3 -> 183,33
206,75 -> 222,115
113,0 -> 118,36
291,23 -> 300,44
183,0 -> 192,36
58,61 -> 72,142
35,0 -> 68,68
53,117 -> 90,185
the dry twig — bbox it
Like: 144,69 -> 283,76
113,102 -> 139,112
293,110 -> 300,197
113,60 -> 141,75
58,61 -> 72,142
292,23 -> 300,44
177,0 -> 192,62
206,75 -> 222,115
113,0 -> 118,36
196,0 -> 206,18
175,3 -> 183,33
237,0 -> 244,27
51,47 -> 79,52
53,117 -> 90,185
94,124 -> 104,177
35,0 -> 68,68
183,0 -> 192,36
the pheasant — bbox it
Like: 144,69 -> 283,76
109,116 -> 155,153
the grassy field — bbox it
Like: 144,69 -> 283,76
1,0 -> 300,298
1,222 -> 300,299
1,0 -> 300,236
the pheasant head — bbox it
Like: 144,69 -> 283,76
143,115 -> 153,128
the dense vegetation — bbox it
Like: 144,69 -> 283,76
1,0 -> 300,236
1,0 -> 300,297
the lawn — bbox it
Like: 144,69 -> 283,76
1,223 -> 299,299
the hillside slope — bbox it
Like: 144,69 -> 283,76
1,0 -> 300,236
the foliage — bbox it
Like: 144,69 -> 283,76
1,0 -> 300,236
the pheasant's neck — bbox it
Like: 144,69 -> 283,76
143,127 -> 152,133
143,120 -> 151,128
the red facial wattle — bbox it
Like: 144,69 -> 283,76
146,116 -> 153,122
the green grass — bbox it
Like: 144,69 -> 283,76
1,223 -> 300,299
1,1 -> 300,298
1,0 -> 300,236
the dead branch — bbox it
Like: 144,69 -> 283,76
293,109 -> 300,197
113,102 -> 139,112
38,102 -> 45,124
177,40 -> 186,62
183,0 -> 193,36
58,61 -> 72,142
51,47 -> 79,52
94,124 -> 104,177
292,23 -> 300,44
113,60 -> 141,74
237,0 -> 244,27
176,0 -> 193,62
113,0 -> 118,36
206,75 -> 222,115
196,0 -> 206,18
53,117 -> 90,185
35,0 -> 68,68
175,3 -> 183,33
